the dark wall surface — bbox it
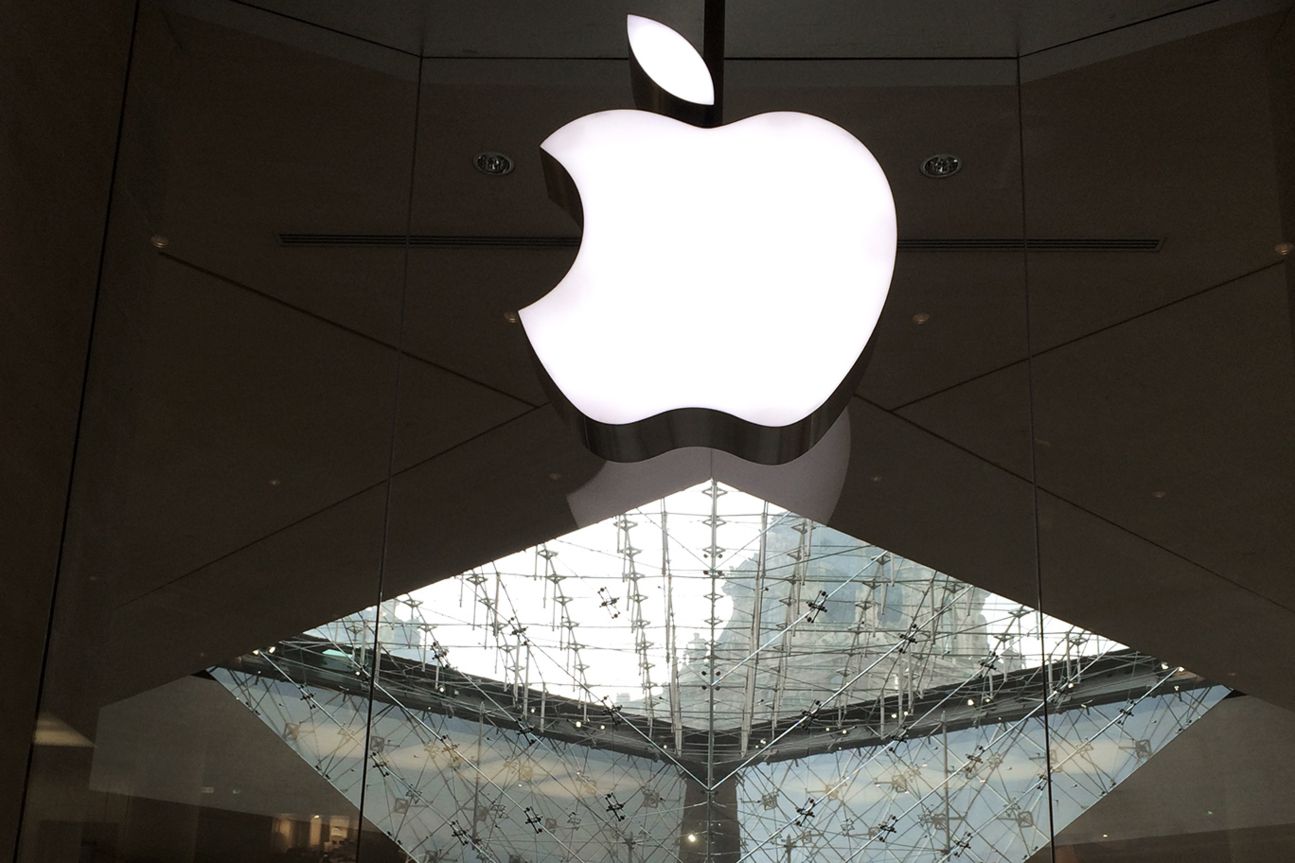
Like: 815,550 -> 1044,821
4,2 -> 1295,862
0,0 -> 136,856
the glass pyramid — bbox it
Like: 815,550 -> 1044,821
210,480 -> 1226,862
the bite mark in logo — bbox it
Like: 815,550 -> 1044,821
520,15 -> 896,464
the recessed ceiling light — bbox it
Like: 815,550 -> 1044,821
503,311 -> 519,324
1275,241 -> 1293,256
912,312 -> 931,325
920,154 -> 961,178
150,234 -> 169,249
1152,490 -> 1167,499
474,151 -> 515,176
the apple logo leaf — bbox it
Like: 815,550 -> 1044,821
627,15 -> 716,127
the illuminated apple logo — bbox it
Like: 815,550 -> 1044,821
520,15 -> 895,465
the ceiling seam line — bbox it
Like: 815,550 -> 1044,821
217,0 -> 1234,66
1029,488 -> 1295,618
1022,260 -> 1284,358
1012,48 -> 1060,863
115,404 -> 543,609
389,404 -> 546,480
859,395 -> 1295,618
353,51 -> 427,862
226,0 -> 421,58
854,395 -> 1033,486
1018,0 -> 1225,58
155,250 -> 541,408
417,54 -> 1021,61
114,476 -> 387,607
9,1 -> 145,858
885,260 -> 1283,413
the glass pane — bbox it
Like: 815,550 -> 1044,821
1023,6 -> 1295,860
368,16 -> 1047,857
244,481 -> 1063,863
16,1 -> 418,860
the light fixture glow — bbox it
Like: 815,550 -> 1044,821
523,110 -> 894,429
519,15 -> 896,464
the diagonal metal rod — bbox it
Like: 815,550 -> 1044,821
738,502 -> 769,756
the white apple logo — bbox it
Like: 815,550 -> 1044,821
520,15 -> 896,465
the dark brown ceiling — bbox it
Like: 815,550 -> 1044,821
222,0 -> 1285,58
34,0 -> 1295,767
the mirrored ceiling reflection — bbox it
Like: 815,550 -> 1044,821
213,482 -> 1225,863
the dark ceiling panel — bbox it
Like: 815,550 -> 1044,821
1021,14 -> 1286,351
401,249 -> 569,406
1036,490 -> 1295,713
250,0 -> 703,58
0,0 -> 136,854
123,1 -> 418,347
412,59 -> 625,238
726,0 -> 1213,58
1030,265 -> 1295,607
1048,696 -> 1295,846
858,252 -> 1028,411
895,360 -> 1034,478
66,255 -> 399,605
229,0 -> 1282,60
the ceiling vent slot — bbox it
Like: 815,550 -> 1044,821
898,237 -> 1162,252
277,233 -> 578,249
277,233 -> 1163,253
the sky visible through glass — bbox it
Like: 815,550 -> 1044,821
342,482 -> 1128,726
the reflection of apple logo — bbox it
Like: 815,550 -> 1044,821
520,15 -> 895,465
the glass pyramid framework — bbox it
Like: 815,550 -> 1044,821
211,480 -> 1227,863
